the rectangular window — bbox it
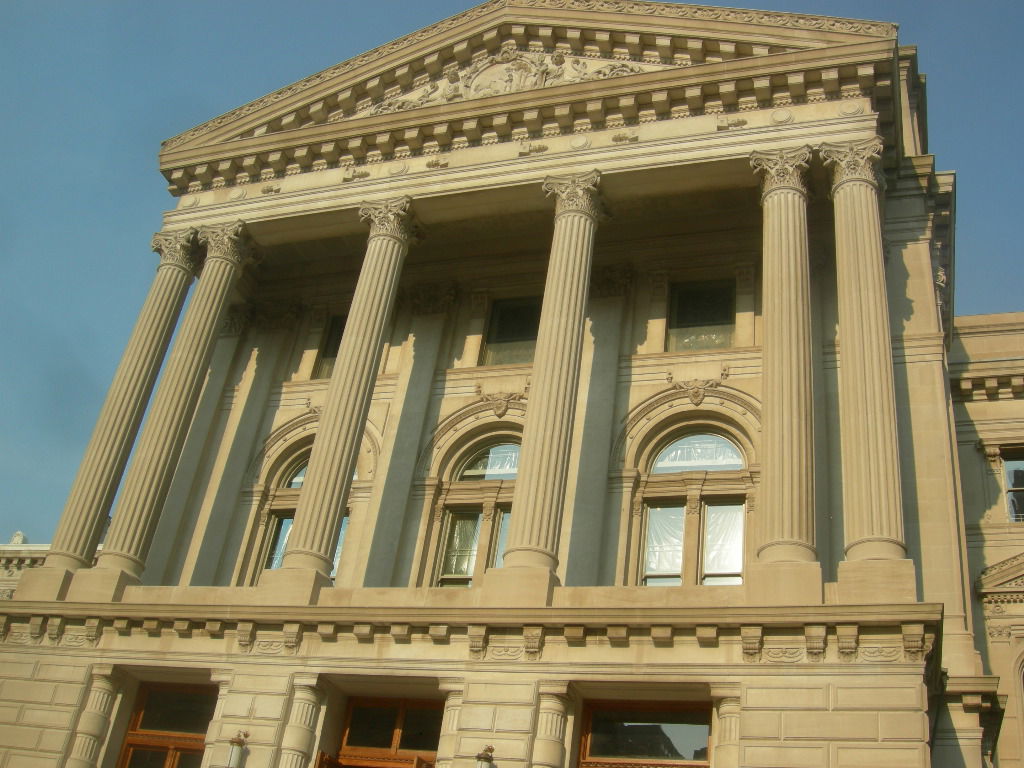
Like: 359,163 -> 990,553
118,684 -> 217,768
492,507 -> 511,568
438,512 -> 481,587
331,515 -> 349,580
701,502 -> 744,585
643,506 -> 684,586
313,314 -> 347,379
1006,452 -> 1024,523
481,297 -> 541,366
581,703 -> 710,767
667,280 -> 735,352
264,514 -> 293,570
339,698 -> 443,764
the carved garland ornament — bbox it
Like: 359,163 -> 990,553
542,169 -> 603,218
749,146 -> 811,198
819,136 -> 884,190
358,196 -> 415,241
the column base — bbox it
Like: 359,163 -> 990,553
836,558 -> 917,604
479,566 -> 558,607
257,567 -> 331,606
65,567 -> 139,603
13,565 -> 75,601
746,560 -> 823,606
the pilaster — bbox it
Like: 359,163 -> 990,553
279,676 -> 322,768
66,665 -> 117,768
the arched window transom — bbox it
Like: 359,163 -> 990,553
652,434 -> 743,473
457,443 -> 520,481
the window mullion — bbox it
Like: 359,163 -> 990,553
684,494 -> 702,587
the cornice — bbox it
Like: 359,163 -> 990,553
161,1 -> 893,156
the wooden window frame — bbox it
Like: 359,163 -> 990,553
579,701 -> 712,768
116,683 -> 217,768
335,697 -> 443,768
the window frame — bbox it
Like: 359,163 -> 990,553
336,697 -> 443,768
116,683 -> 217,768
1004,447 -> 1024,523
578,701 -> 712,768
479,296 -> 542,366
313,313 -> 348,380
665,278 -> 737,354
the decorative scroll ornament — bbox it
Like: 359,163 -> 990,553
198,221 -> 252,267
152,228 -> 200,274
359,196 -> 415,241
475,385 -> 528,417
750,146 -> 811,198
542,169 -> 603,219
666,366 -> 730,406
819,136 -> 884,189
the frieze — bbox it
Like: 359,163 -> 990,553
762,647 -> 803,663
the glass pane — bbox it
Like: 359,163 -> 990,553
589,709 -> 710,761
482,297 -> 541,365
1006,459 -> 1024,490
666,324 -> 734,352
331,516 -> 349,580
347,704 -> 399,748
126,748 -> 168,768
138,688 -> 216,734
653,434 -> 744,473
492,509 -> 511,568
398,706 -> 443,751
668,280 -> 735,353
644,506 -> 683,584
177,753 -> 204,768
703,503 -> 744,579
286,462 -> 307,489
441,514 -> 480,578
264,516 -> 293,570
1009,490 -> 1024,523
458,444 -> 520,480
313,315 -> 347,379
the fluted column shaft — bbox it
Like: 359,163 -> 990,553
282,197 -> 414,575
532,692 -> 569,768
66,668 -> 117,768
751,147 -> 816,562
97,222 -> 251,577
712,694 -> 741,768
435,688 -> 463,768
279,680 -> 320,768
504,171 -> 602,571
46,232 -> 197,572
822,137 -> 906,560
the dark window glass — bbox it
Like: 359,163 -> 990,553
177,753 -> 204,768
314,314 -> 347,379
589,708 -> 710,761
667,280 -> 735,352
264,515 -> 294,570
1007,456 -> 1024,523
126,748 -> 168,768
482,297 -> 541,365
398,706 -> 444,750
138,689 -> 217,734
346,704 -> 400,748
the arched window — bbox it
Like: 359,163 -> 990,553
428,440 -> 519,587
636,432 -> 750,587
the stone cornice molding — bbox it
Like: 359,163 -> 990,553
543,169 -> 604,219
820,136 -> 884,191
750,145 -> 811,199
151,228 -> 200,275
358,196 -> 416,242
197,221 -> 253,268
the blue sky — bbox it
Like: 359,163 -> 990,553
1,1 -> 1021,545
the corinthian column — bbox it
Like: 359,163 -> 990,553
820,137 -> 906,562
18,232 -> 198,600
80,222 -> 251,592
280,197 -> 414,577
750,147 -> 816,563
502,170 -> 602,574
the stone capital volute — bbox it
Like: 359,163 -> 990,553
358,196 -> 416,242
151,228 -> 200,275
198,221 -> 252,268
750,146 -> 811,199
542,169 -> 604,219
819,137 -> 884,191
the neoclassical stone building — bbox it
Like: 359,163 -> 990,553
3,1 -> 1024,767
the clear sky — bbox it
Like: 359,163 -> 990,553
1,0 -> 1021,545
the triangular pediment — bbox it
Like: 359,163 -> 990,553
159,0 -> 897,194
977,552 -> 1024,594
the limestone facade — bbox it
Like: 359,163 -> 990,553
1,1 -> 1020,767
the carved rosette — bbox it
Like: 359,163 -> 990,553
820,137 -> 884,190
542,170 -> 604,219
359,196 -> 415,242
750,146 -> 811,199
152,228 -> 200,274
198,221 -> 251,267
